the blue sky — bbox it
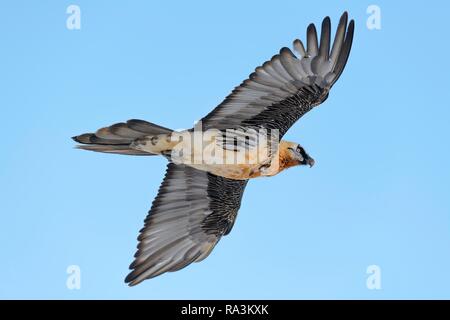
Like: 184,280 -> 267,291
1,0 -> 449,299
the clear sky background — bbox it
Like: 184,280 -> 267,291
1,0 -> 449,299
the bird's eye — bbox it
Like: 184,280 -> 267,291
296,146 -> 303,153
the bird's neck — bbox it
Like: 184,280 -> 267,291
277,141 -> 301,172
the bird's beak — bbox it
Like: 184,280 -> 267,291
306,156 -> 315,168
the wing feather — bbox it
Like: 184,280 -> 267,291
319,17 -> 331,61
306,23 -> 319,56
201,13 -> 354,138
125,163 -> 248,285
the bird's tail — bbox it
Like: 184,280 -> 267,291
72,119 -> 173,156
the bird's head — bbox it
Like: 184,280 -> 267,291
281,141 -> 315,168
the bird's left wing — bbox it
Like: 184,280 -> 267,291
201,13 -> 354,138
125,163 -> 248,285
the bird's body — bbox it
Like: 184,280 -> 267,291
189,141 -> 300,180
129,129 -> 307,180
73,13 -> 354,286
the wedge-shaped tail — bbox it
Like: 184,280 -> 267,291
72,119 -> 172,155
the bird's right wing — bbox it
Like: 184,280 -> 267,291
125,163 -> 248,286
201,12 -> 354,138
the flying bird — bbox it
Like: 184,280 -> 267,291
73,12 -> 355,286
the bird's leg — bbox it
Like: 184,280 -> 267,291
130,133 -> 177,155
257,157 -> 280,177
